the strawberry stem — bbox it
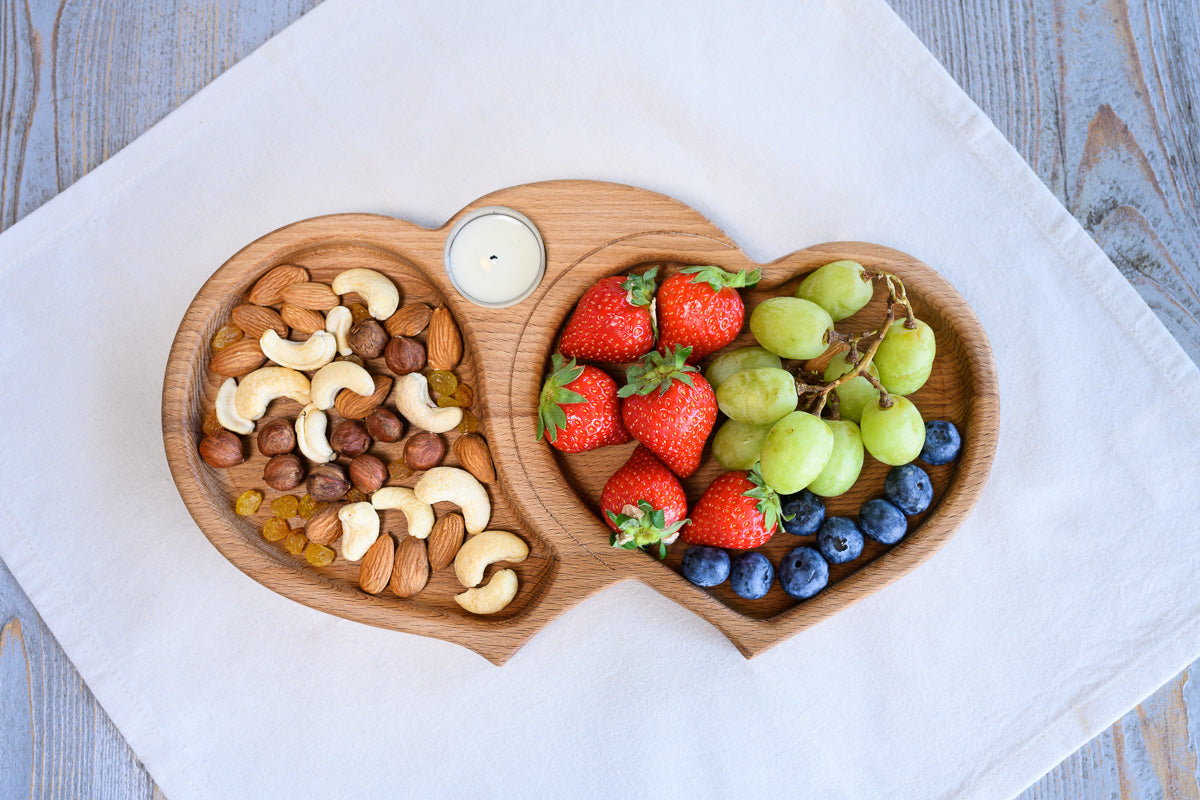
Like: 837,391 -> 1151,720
745,465 -> 785,533
680,265 -> 761,292
620,267 -> 658,307
537,354 -> 587,442
618,345 -> 699,397
607,499 -> 688,556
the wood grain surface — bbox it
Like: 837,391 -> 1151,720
0,0 -> 1196,797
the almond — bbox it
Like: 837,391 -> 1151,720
281,304 -> 327,335
281,281 -> 340,311
384,304 -> 433,338
358,535 -> 395,595
428,513 -> 465,571
334,373 -> 393,420
390,536 -> 429,598
453,434 -> 495,484
210,339 -> 266,377
231,304 -> 288,339
249,264 -> 309,306
305,502 -> 344,546
426,307 -> 462,370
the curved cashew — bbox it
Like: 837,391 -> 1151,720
310,360 -> 375,410
260,329 -> 337,371
325,306 -> 353,356
393,373 -> 462,433
414,467 -> 490,534
332,268 -> 399,320
215,378 -> 253,435
337,502 -> 380,562
453,530 -> 528,588
234,367 -> 311,420
295,403 -> 334,464
454,569 -> 519,614
370,487 -> 435,539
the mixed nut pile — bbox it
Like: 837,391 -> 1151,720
196,263 -> 528,615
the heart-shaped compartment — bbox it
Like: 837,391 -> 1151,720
164,181 -> 997,664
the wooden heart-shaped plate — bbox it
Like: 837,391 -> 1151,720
163,180 -> 998,664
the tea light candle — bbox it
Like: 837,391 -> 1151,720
443,206 -> 546,308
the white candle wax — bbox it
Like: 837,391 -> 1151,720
443,207 -> 546,308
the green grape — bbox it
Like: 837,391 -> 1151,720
822,353 -> 882,423
711,419 -> 772,470
716,368 -> 798,425
874,319 -> 936,395
860,395 -> 926,466
795,260 -> 873,321
749,297 -> 833,360
759,411 -> 834,495
705,346 -> 783,390
806,420 -> 864,497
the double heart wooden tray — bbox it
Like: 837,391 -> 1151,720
162,180 -> 999,664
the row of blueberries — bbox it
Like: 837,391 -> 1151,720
681,420 -> 961,600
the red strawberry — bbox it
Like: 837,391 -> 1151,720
657,265 -> 760,362
600,446 -> 690,558
682,467 -> 783,549
619,345 -> 717,478
559,268 -> 658,364
538,354 -> 631,452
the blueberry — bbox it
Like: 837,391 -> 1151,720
920,420 -> 961,465
778,546 -> 829,599
884,464 -> 933,515
858,498 -> 907,544
681,545 -> 731,587
780,489 -> 825,536
729,552 -> 774,599
816,517 -> 864,564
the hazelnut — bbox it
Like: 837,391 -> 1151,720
257,418 -> 296,456
404,432 -> 445,471
384,336 -> 426,376
305,502 -> 344,545
263,454 -> 305,491
198,431 -> 243,468
349,454 -> 387,494
329,419 -> 370,457
307,463 -> 350,501
347,319 -> 388,359
365,407 -> 404,442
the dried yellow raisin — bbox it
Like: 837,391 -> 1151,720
453,383 -> 473,408
345,488 -> 368,504
388,458 -> 414,483
235,489 -> 263,516
202,410 -> 223,437
304,542 -> 335,567
211,324 -> 243,352
271,494 -> 299,518
428,370 -> 458,395
436,394 -> 461,408
261,518 -> 290,542
297,494 -> 321,520
349,302 -> 371,323
284,531 -> 308,555
456,409 -> 478,435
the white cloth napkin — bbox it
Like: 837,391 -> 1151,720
2,1 -> 1199,797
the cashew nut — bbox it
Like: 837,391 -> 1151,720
325,306 -> 353,356
295,403 -> 334,464
453,530 -> 528,588
214,378 -> 253,435
393,373 -> 463,433
260,329 -> 337,371
310,360 -> 375,410
414,467 -> 490,534
233,366 -> 312,420
454,569 -> 519,615
337,502 -> 380,562
331,268 -> 399,320
370,487 -> 434,539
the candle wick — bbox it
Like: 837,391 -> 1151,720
489,255 -> 498,260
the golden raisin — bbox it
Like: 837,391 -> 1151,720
436,394 -> 461,408
271,494 -> 299,518
337,353 -> 364,366
284,531 -> 308,555
297,494 -> 321,520
388,458 -> 414,483
304,542 -> 335,567
235,489 -> 263,516
428,370 -> 458,395
202,410 -> 223,437
349,302 -> 371,323
345,488 -> 368,503
453,383 -> 473,408
211,324 -> 243,352
261,518 -> 290,542
456,409 -> 478,435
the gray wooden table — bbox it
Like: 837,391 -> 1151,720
1,2 -> 1197,797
